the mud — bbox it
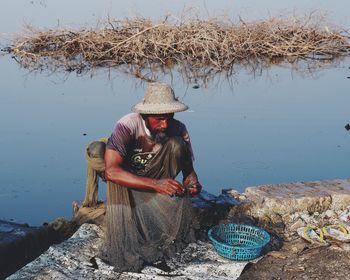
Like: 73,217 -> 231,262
239,240 -> 350,279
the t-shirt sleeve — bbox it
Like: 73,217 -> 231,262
180,123 -> 195,161
106,122 -> 132,158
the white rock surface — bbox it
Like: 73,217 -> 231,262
244,179 -> 350,220
8,223 -> 251,280
11,179 -> 350,279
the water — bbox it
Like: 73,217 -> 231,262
0,1 -> 350,225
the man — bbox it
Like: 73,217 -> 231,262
103,82 -> 201,272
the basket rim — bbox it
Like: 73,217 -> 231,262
208,223 -> 271,250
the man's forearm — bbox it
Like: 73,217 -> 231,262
105,166 -> 185,195
105,166 -> 156,191
104,149 -> 185,195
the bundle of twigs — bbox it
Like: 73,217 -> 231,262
5,14 -> 350,82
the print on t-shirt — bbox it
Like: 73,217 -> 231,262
130,151 -> 156,171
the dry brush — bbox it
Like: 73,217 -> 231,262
4,14 -> 350,83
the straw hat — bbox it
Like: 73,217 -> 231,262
132,82 -> 188,114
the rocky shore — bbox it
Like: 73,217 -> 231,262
4,178 -> 350,279
0,220 -> 52,279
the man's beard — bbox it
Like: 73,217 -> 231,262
152,129 -> 169,144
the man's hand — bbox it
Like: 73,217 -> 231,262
182,170 -> 202,197
187,182 -> 202,196
152,178 -> 184,196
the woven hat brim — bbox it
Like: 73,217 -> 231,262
132,101 -> 188,114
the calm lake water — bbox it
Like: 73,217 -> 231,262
1,0 -> 350,225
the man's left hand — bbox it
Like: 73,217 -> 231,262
183,170 -> 201,196
187,182 -> 202,196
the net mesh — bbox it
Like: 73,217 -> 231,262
84,138 -> 195,272
103,183 -> 193,271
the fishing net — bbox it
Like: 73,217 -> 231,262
84,137 -> 195,272
104,183 -> 194,271
82,139 -> 107,207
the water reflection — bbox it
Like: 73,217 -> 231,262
1,54 -> 349,225
0,1 -> 350,225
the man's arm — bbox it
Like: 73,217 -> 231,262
182,161 -> 202,196
104,148 -> 184,196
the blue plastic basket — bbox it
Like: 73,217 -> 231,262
208,223 -> 270,261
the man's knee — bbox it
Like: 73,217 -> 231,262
87,141 -> 106,159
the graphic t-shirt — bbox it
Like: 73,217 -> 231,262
106,113 -> 193,173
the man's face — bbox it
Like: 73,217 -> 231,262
144,113 -> 174,144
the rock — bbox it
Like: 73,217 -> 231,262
224,189 -> 240,197
335,243 -> 350,251
9,179 -> 350,279
239,242 -> 350,279
325,209 -> 336,219
266,251 -> 287,259
300,213 -> 313,224
0,220 -> 55,279
289,219 -> 306,231
50,217 -> 70,231
267,212 -> 284,224
283,240 -> 308,254
223,189 -> 242,200
243,179 -> 350,222
339,207 -> 350,224
8,223 -> 256,280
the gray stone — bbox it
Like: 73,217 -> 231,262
9,178 -> 350,279
243,179 -> 350,221
8,223 -> 255,280
224,189 -> 241,199
289,219 -> 306,231
300,213 -> 314,224
0,220 -> 55,279
325,209 -> 336,219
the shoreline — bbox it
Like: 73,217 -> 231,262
3,178 -> 350,279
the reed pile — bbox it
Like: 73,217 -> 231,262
5,15 -> 350,82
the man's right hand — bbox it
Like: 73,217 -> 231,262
152,178 -> 184,196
